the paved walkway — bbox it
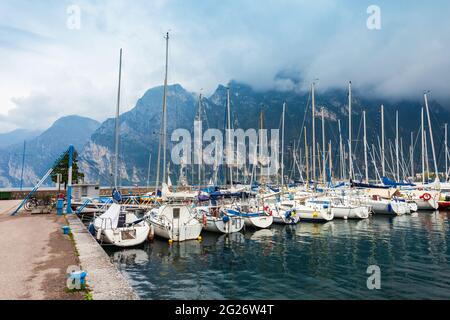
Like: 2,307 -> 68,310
0,201 -> 83,300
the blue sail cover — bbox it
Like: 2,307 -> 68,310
112,188 -> 122,203
382,177 -> 416,187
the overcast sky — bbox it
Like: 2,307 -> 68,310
0,0 -> 449,132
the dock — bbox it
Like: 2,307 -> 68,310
66,214 -> 138,300
0,200 -> 139,300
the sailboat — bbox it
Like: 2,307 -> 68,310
92,49 -> 151,247
195,205 -> 245,234
146,204 -> 202,241
93,201 -> 150,247
194,87 -> 245,234
224,200 -> 273,229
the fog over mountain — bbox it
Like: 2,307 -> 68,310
1,1 -> 450,133
1,79 -> 448,188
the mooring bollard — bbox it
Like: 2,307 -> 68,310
57,198 -> 64,215
68,270 -> 87,289
62,226 -> 70,235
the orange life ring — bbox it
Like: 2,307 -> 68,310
421,193 -> 432,201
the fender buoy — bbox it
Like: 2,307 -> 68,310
421,193 -> 432,201
202,214 -> 207,226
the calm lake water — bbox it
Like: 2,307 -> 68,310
106,211 -> 450,300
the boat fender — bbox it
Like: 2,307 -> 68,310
88,223 -> 96,236
147,225 -> 155,242
203,214 -> 207,226
222,215 -> 230,223
285,211 -> 292,219
387,204 -> 392,213
96,228 -> 102,240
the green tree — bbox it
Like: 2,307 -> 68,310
51,150 -> 85,189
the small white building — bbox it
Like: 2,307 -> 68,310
72,184 -> 100,202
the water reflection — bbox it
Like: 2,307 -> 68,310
107,211 -> 450,300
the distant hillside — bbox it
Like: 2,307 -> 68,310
0,115 -> 100,188
0,129 -> 42,149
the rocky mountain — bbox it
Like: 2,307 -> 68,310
80,84 -> 221,186
0,129 -> 42,149
1,81 -> 447,188
0,115 -> 100,188
81,81 -> 450,185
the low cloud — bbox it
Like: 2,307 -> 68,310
0,0 -> 449,133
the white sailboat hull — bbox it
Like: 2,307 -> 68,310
271,211 -> 300,225
415,198 -> 439,210
150,218 -> 202,242
203,216 -> 245,234
96,224 -> 150,247
147,205 -> 203,242
365,199 -> 408,215
406,201 -> 418,213
331,205 -> 370,219
296,207 -> 334,222
244,215 -> 273,229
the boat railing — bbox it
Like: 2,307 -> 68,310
76,197 -> 113,214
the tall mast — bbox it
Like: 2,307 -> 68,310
410,132 -> 414,179
259,111 -> 263,184
113,48 -> 123,189
227,87 -> 233,187
321,107 -> 326,184
338,120 -> 344,180
396,110 -> 400,181
363,110 -> 369,182
400,137 -> 404,180
328,141 -> 332,183
281,102 -> 286,186
311,82 -> 316,182
445,123 -> 448,181
146,153 -> 152,188
156,32 -> 169,190
425,131 -> 430,179
424,93 -> 439,179
304,126 -> 309,187
197,93 -> 203,186
162,32 -> 169,185
348,81 -> 353,180
381,105 -> 385,177
317,142 -> 322,180
421,108 -> 425,184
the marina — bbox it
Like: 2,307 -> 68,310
107,211 -> 449,300
1,1 -> 450,305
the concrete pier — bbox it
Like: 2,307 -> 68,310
0,200 -> 139,300
66,214 -> 139,300
0,201 -> 84,300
